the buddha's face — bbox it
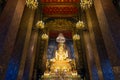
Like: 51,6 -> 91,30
59,46 -> 64,51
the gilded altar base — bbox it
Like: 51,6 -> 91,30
41,70 -> 81,80
41,58 -> 81,80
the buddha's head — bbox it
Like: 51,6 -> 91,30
56,33 -> 65,44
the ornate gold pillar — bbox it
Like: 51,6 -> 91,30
18,4 -> 41,79
83,31 -> 94,80
23,28 -> 39,80
85,8 -> 104,80
94,0 -> 120,65
17,28 -> 38,80
94,0 -> 120,79
0,0 -> 26,79
17,7 -> 35,80
79,8 -> 100,79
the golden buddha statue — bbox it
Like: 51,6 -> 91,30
50,33 -> 72,72
42,33 -> 81,79
50,43 -> 72,72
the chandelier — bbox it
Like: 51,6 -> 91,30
26,0 -> 38,9
80,0 -> 93,9
73,34 -> 80,40
76,20 -> 85,29
42,33 -> 49,40
36,20 -> 44,29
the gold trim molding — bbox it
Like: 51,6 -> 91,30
45,19 -> 75,31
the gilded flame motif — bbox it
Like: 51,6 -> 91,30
45,19 -> 75,30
